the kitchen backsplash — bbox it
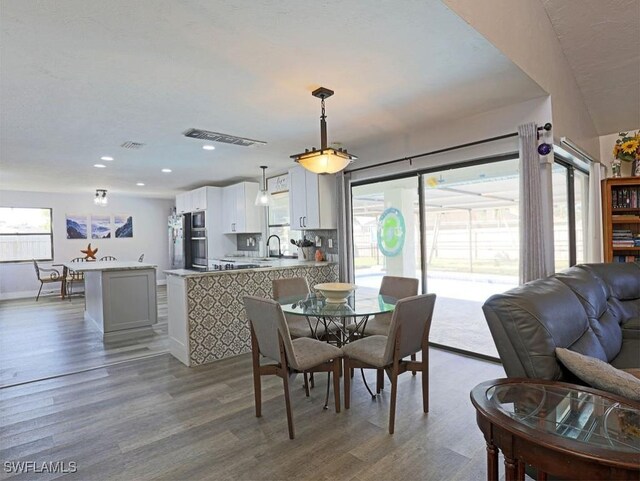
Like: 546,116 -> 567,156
234,229 -> 338,261
236,233 -> 261,252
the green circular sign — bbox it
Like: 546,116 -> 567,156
377,208 -> 405,257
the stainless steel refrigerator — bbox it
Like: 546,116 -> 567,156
168,212 -> 184,269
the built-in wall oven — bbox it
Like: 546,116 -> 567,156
184,213 -> 207,270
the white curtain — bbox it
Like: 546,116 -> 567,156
586,162 -> 605,262
518,123 -> 552,283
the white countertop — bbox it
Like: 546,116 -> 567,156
164,259 -> 336,278
62,261 -> 157,272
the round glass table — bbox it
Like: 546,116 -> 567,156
277,291 -> 398,342
471,378 -> 640,480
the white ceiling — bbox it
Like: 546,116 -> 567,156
540,0 -> 640,136
0,0 -> 546,199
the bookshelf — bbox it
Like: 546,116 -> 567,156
601,177 -> 640,263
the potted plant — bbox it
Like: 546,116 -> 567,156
612,131 -> 640,177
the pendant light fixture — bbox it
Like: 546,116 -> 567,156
94,189 -> 108,207
290,87 -> 357,174
255,166 -> 272,207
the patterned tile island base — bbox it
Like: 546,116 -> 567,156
172,264 -> 338,366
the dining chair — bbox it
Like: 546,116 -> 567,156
32,260 -> 63,301
243,296 -> 343,439
66,257 -> 86,297
272,277 -> 329,339
99,255 -> 117,261
343,293 -> 436,434
349,276 -> 419,337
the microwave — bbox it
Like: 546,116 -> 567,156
191,211 -> 205,230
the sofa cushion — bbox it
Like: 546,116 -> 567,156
555,267 -> 622,361
556,348 -> 640,401
580,263 -> 640,324
483,277 -> 607,380
610,338 -> 640,370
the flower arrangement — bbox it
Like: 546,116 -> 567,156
613,131 -> 640,162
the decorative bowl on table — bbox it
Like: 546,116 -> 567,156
314,283 -> 357,304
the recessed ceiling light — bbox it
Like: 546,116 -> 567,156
100,156 -> 114,161
94,164 -> 106,168
136,182 -> 145,186
202,145 -> 215,151
161,168 -> 172,173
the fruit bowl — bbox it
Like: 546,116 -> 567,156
314,283 -> 357,304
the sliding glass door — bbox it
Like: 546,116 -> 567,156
422,158 -> 519,358
352,177 -> 421,295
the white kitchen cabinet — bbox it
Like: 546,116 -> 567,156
190,187 -> 207,211
175,192 -> 190,214
222,182 -> 262,233
288,166 -> 336,230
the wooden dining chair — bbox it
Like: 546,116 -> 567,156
243,296 -> 343,439
343,293 -> 436,434
32,260 -> 63,301
99,255 -> 117,261
272,277 -> 329,339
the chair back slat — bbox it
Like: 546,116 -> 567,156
383,294 -> 436,364
380,276 -> 419,300
272,277 -> 309,299
244,296 -> 295,364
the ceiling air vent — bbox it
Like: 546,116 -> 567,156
183,129 -> 267,147
120,141 -> 145,150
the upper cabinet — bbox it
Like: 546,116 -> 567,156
288,166 -> 336,230
175,187 -> 210,214
222,182 -> 262,233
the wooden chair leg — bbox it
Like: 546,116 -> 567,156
250,329 -> 262,418
389,364 -> 398,434
410,353 -> 417,375
332,360 -> 341,413
344,357 -> 351,409
282,370 -> 295,440
376,368 -> 384,393
303,372 -> 310,397
422,347 -> 429,413
310,372 -> 314,388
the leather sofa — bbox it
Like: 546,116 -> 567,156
483,263 -> 640,381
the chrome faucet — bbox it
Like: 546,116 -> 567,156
266,235 -> 282,258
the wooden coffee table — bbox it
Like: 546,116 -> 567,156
471,378 -> 640,481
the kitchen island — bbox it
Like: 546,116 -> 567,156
63,261 -> 158,341
165,261 -> 338,366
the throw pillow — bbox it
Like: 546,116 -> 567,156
555,348 -> 640,401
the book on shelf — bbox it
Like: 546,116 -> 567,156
612,186 -> 640,209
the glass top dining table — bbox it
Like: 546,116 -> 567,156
277,291 -> 398,342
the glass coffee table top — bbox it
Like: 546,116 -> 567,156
487,383 -> 640,453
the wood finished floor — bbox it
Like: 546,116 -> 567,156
0,348 -> 507,481
0,286 -> 169,387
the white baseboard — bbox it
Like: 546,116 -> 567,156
0,289 -> 56,301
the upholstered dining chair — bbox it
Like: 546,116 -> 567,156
343,293 -> 436,434
243,296 -> 343,439
33,260 -> 63,301
99,255 -> 117,261
272,277 -> 330,339
349,276 -> 419,337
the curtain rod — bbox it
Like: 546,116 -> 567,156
346,131 -> 519,174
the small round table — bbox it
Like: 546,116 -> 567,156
470,378 -> 640,481
277,291 -> 397,343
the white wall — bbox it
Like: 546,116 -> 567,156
443,0 -> 600,159
599,130 -> 639,177
0,190 -> 174,299
349,96 -> 552,179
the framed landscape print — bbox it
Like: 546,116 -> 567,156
66,214 -> 88,239
91,215 -> 111,239
114,215 -> 133,238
